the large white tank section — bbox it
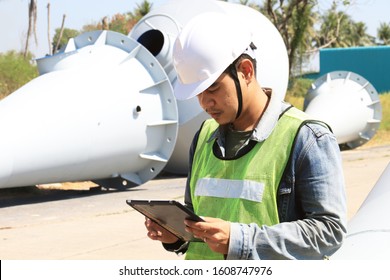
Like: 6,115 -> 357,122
304,71 -> 382,149
0,31 -> 178,189
129,0 -> 289,173
331,162 -> 390,259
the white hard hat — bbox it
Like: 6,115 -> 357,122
173,12 -> 253,100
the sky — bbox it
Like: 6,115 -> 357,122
0,0 -> 389,58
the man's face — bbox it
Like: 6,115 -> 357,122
197,73 -> 239,126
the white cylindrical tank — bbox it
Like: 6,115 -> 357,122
331,162 -> 390,259
304,71 -> 382,149
0,31 -> 178,189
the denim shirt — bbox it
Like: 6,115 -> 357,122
166,92 -> 347,260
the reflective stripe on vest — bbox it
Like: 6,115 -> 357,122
185,107 -> 310,260
195,178 -> 265,202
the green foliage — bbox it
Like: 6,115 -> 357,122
107,14 -> 134,35
80,14 -> 137,35
78,0 -> 152,35
316,8 -> 373,47
0,51 -> 38,99
284,78 -> 314,110
128,0 -> 153,21
378,22 -> 390,45
52,28 -> 80,53
286,78 -> 313,97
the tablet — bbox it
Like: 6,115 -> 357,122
126,199 -> 204,242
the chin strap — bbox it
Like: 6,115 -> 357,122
228,42 -> 257,120
228,63 -> 243,120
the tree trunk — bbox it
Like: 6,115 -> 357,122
24,0 -> 38,59
54,14 -> 67,54
47,2 -> 52,55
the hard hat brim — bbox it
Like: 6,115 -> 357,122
173,68 -> 224,100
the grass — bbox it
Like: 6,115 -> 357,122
365,93 -> 390,147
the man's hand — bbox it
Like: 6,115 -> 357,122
144,218 -> 179,244
185,217 -> 230,255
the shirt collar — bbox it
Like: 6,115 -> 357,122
206,88 -> 288,144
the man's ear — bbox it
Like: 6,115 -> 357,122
238,59 -> 254,82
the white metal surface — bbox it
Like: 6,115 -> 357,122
0,31 -> 178,188
331,162 -> 390,259
304,71 -> 382,149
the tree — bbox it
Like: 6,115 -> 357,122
47,2 -> 52,55
129,0 -> 153,22
52,28 -> 80,53
104,14 -> 134,35
314,2 -> 372,48
247,0 -> 375,75
53,14 -> 67,54
378,22 -> 390,45
79,0 -> 153,35
257,0 -> 316,75
24,0 -> 38,58
315,2 -> 350,48
0,51 -> 38,99
351,21 -> 374,46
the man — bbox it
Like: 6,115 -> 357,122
145,12 -> 347,260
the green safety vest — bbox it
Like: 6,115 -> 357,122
185,107 -> 311,260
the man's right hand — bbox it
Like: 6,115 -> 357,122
144,218 -> 180,244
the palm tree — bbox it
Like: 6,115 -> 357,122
315,3 -> 351,48
257,0 -> 316,75
351,22 -> 374,46
314,3 -> 373,48
378,22 -> 390,45
129,0 -> 153,21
